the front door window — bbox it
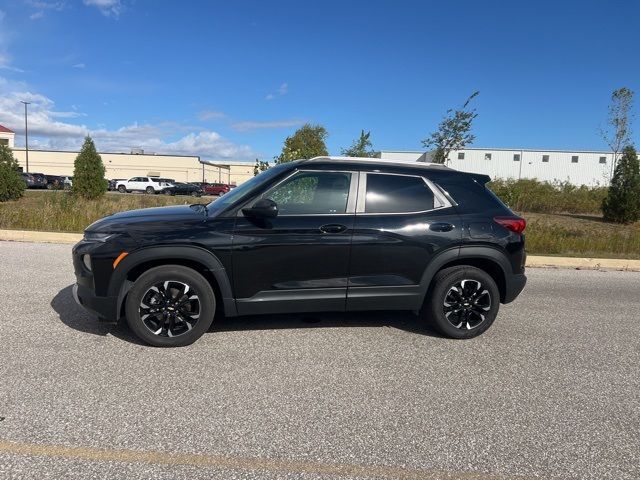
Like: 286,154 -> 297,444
264,171 -> 352,215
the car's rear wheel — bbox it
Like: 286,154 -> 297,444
125,265 -> 216,347
423,266 -> 499,339
117,185 -> 126,193
145,186 -> 155,194
191,190 -> 200,197
163,189 -> 173,195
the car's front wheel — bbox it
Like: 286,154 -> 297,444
423,266 -> 500,339
125,265 -> 216,347
117,185 -> 126,193
145,186 -> 155,194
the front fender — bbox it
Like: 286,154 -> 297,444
107,245 -> 237,318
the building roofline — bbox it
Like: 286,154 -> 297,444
11,147 -> 201,160
379,147 -> 617,155
0,125 -> 15,133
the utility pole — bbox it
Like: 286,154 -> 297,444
20,101 -> 31,173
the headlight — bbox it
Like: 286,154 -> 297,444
82,254 -> 92,271
84,231 -> 117,242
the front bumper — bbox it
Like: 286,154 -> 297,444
503,273 -> 527,304
73,283 -> 119,322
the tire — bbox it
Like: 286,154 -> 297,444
118,185 -> 126,193
125,265 -> 216,347
163,189 -> 173,196
145,186 -> 155,194
191,191 -> 200,197
46,183 -> 53,190
423,266 -> 500,339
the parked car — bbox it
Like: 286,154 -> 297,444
27,172 -> 48,189
72,156 -> 527,347
154,177 -> 175,184
161,182 -> 203,197
21,172 -> 36,188
194,182 -> 230,196
115,177 -> 173,194
45,175 -> 65,190
109,179 -> 127,191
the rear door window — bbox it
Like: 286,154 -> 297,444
364,174 -> 434,213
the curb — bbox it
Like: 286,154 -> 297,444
1,229 -> 639,272
525,255 -> 640,272
0,229 -> 82,244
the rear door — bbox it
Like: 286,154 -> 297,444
232,169 -> 358,315
346,172 -> 462,311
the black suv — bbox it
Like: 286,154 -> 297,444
72,157 -> 526,347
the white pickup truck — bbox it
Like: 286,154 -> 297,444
116,177 -> 174,194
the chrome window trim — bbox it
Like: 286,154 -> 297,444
241,168 -> 359,217
356,171 -> 453,215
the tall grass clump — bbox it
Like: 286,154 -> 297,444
488,178 -> 608,215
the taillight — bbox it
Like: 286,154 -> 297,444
494,216 -> 526,234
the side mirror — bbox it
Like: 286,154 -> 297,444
242,198 -> 278,218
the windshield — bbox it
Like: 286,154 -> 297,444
207,163 -> 293,214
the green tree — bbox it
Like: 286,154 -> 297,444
276,123 -> 328,163
341,130 -> 375,157
0,145 -> 26,202
600,87 -> 634,177
72,136 -> 107,199
602,145 -> 640,223
253,158 -> 270,176
422,91 -> 479,164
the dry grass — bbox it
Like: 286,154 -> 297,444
0,190 -> 213,233
522,212 -> 640,259
1,191 -> 639,259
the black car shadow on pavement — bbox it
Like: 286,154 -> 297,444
51,285 -> 146,345
52,284 -> 443,345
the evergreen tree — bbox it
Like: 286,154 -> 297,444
0,145 -> 26,202
72,136 -> 107,199
602,145 -> 640,223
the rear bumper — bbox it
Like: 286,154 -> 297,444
503,273 -> 527,304
73,283 -> 119,322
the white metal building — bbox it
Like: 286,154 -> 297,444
377,148 -> 618,186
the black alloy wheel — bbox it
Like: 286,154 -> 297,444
125,265 -> 216,347
424,266 -> 500,339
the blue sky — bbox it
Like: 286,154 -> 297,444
0,0 -> 638,161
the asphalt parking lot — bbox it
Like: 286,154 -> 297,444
0,241 -> 638,480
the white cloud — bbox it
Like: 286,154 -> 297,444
30,11 -> 45,20
25,1 -> 66,10
72,63 -> 86,69
198,110 -> 225,121
265,82 -> 288,100
83,0 -> 121,17
231,119 -> 305,132
0,79 -> 257,160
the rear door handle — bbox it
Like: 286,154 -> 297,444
430,222 -> 454,232
320,224 -> 347,234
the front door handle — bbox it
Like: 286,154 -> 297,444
320,224 -> 347,234
430,222 -> 454,232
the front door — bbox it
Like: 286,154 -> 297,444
232,169 -> 357,315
